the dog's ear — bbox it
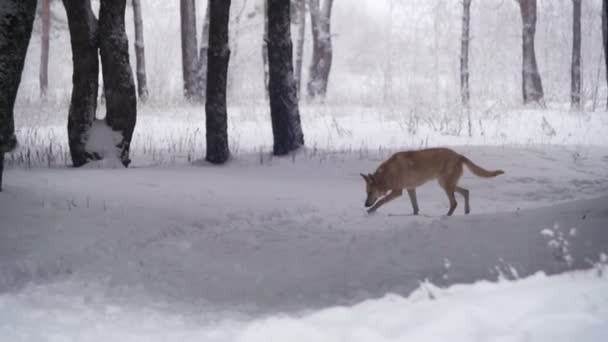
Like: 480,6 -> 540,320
368,173 -> 375,183
360,173 -> 369,182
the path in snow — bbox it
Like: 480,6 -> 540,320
1,145 -> 608,315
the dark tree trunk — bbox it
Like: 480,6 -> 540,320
196,0 -> 211,101
294,0 -> 306,98
180,0 -> 201,102
63,0 -> 100,167
205,0 -> 231,164
603,0 -> 608,109
132,0 -> 149,101
0,0 -> 37,191
39,0 -> 50,98
267,0 -> 304,155
262,0 -> 270,101
460,0 -> 472,136
307,0 -> 333,100
517,0 -> 544,105
571,0 -> 581,110
99,0 -> 137,167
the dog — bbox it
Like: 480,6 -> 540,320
361,148 -> 504,216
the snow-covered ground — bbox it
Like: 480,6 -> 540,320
2,105 -> 608,340
1,269 -> 607,342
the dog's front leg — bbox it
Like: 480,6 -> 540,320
367,189 -> 402,214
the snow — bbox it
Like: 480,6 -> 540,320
0,269 -> 606,342
84,119 -> 123,168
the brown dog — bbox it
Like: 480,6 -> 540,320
361,148 -> 504,216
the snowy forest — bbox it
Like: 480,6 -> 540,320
1,0 -> 608,340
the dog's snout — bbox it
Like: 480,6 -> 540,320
364,201 -> 371,207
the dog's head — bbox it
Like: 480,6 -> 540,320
360,173 -> 386,207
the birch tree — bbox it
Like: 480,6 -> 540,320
307,0 -> 333,100
571,0 -> 581,110
132,0 -> 149,101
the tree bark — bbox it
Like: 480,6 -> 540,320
262,0 -> 270,101
39,0 -> 50,99
99,0 -> 137,167
460,0 -> 472,136
307,0 -> 333,100
570,0 -> 581,110
205,0 -> 231,164
132,0 -> 149,101
603,0 -> 608,109
197,0 -> 211,101
294,0 -> 306,98
180,0 -> 201,102
63,0 -> 100,167
0,0 -> 37,191
517,0 -> 544,105
267,0 -> 304,155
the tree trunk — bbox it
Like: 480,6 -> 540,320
39,0 -> 50,99
205,0 -> 231,164
63,0 -> 100,167
0,0 -> 37,191
197,0 -> 211,101
518,0 -> 544,105
267,0 -> 304,155
294,0 -> 306,98
132,0 -> 149,101
461,0 -> 472,137
262,0 -> 270,101
307,0 -> 333,100
99,0 -> 137,167
180,0 -> 201,102
570,0 -> 581,110
603,0 -> 608,109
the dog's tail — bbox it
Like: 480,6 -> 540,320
462,157 -> 504,178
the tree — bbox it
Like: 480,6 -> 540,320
307,0 -> 333,100
40,0 -> 51,98
294,0 -> 306,97
99,0 -> 137,167
460,0 -> 472,136
603,0 -> 608,109
205,0 -> 231,164
570,0 -> 581,110
63,0 -> 100,167
63,0 -> 137,167
0,0 -> 37,191
132,0 -> 149,101
197,0 -> 211,101
180,0 -> 201,102
262,0 -> 270,100
267,0 -> 304,155
516,0 -> 544,105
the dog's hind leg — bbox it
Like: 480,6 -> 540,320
455,186 -> 470,214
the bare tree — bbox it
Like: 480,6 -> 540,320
262,0 -> 270,100
603,0 -> 608,108
267,0 -> 304,155
63,0 -> 100,167
307,0 -> 333,100
205,0 -> 231,164
180,0 -> 201,101
197,0 -> 211,101
40,0 -> 50,98
460,0 -> 472,136
0,0 -> 37,191
516,0 -> 544,105
571,0 -> 581,110
294,0 -> 306,97
99,0 -> 138,167
132,0 -> 149,101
